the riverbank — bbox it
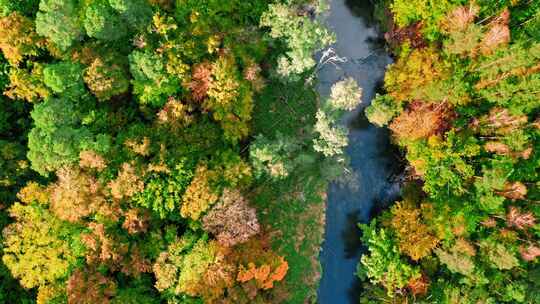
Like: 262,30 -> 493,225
316,1 -> 400,303
251,79 -> 328,303
358,0 -> 540,302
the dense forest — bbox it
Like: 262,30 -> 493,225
360,0 -> 540,303
0,0 -> 365,303
1,0 -> 539,303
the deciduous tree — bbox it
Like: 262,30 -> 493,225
43,61 -> 86,99
67,268 -> 117,304
180,164 -> 219,220
202,188 -> 260,247
84,0 -> 126,41
357,222 -> 420,296
205,55 -> 253,143
0,12 -> 44,65
35,0 -> 84,50
389,202 -> 439,261
2,203 -> 75,289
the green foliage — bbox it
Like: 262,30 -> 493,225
0,0 -> 39,17
479,74 -> 540,115
0,1 -> 337,303
365,94 -> 402,127
43,62 -> 86,99
360,1 -> 540,303
357,221 -> 420,296
390,0 -> 464,40
260,2 -> 335,78
84,0 -> 126,41
312,109 -> 349,157
129,50 -> 180,107
35,0 -> 84,50
108,0 -> 152,30
175,0 -> 268,34
474,43 -> 540,113
250,133 -> 309,180
0,140 -> 32,203
111,281 -> 160,304
312,78 -> 362,158
473,158 -> 513,213
153,234 -> 218,296
133,161 -> 194,219
28,97 -> 110,175
406,132 -> 480,199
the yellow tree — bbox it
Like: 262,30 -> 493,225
390,202 -> 439,261
2,203 -> 75,289
180,164 -> 219,220
0,12 -> 44,65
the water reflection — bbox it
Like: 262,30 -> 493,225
316,0 -> 401,303
345,0 -> 375,23
342,210 -> 363,259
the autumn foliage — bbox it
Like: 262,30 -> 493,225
389,101 -> 454,141
360,1 -> 540,302
202,188 -> 260,247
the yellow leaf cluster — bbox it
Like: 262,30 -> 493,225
0,12 -> 44,65
2,203 -> 74,289
390,202 -> 439,261
180,164 -> 218,220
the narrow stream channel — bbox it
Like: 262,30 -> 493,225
316,1 -> 401,303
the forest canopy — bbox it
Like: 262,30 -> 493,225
360,0 -> 540,303
0,0 -> 354,303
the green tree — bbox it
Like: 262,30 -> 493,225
129,50 -> 180,107
406,132 -> 480,199
0,0 -> 39,17
27,97 -> 111,175
84,0 -> 126,41
108,0 -> 152,30
133,161 -> 194,219
365,94 -> 402,127
43,61 -> 86,99
250,133 -> 309,180
391,0 -> 462,40
357,221 -> 420,296
35,0 -> 84,50
260,3 -> 335,78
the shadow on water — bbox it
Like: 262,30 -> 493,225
348,111 -> 372,130
345,0 -> 375,26
316,0 -> 403,303
342,210 -> 363,259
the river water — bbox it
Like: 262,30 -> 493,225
316,1 -> 401,303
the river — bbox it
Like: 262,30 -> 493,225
316,1 -> 402,303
